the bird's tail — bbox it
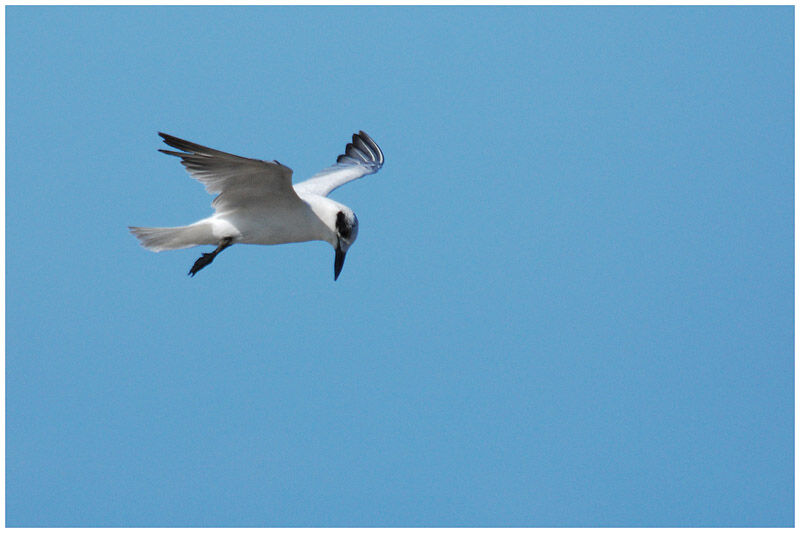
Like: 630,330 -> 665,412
128,222 -> 215,252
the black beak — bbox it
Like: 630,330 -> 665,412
334,245 -> 347,281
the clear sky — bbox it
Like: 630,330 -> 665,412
6,6 -> 794,527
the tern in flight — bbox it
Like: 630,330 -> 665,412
129,131 -> 384,280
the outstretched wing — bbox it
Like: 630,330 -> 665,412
294,131 -> 384,197
158,132 -> 303,211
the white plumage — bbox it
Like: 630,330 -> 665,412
129,131 -> 384,279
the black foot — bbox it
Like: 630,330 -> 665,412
189,252 -> 216,277
187,238 -> 233,277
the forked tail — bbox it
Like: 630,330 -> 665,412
128,223 -> 215,252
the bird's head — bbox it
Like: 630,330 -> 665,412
332,208 -> 359,280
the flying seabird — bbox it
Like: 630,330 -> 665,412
129,130 -> 384,280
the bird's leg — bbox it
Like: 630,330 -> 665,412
188,237 -> 233,277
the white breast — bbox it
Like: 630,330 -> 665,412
211,196 -> 335,246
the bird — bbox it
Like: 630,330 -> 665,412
129,131 -> 384,280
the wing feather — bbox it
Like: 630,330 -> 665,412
294,131 -> 384,197
158,132 -> 301,211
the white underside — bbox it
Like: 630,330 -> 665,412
131,192 -> 340,252
212,198 -> 331,245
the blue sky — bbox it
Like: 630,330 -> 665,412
6,6 -> 794,527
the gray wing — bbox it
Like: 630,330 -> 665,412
158,132 -> 303,211
293,131 -> 384,197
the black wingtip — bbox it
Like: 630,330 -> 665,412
158,132 -> 202,154
158,132 -> 186,152
352,130 -> 384,166
356,130 -> 374,144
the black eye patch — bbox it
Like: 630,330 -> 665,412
336,211 -> 352,239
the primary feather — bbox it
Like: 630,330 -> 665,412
294,131 -> 384,197
158,132 -> 300,211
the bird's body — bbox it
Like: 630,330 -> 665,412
130,131 -> 382,279
155,196 -> 341,248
